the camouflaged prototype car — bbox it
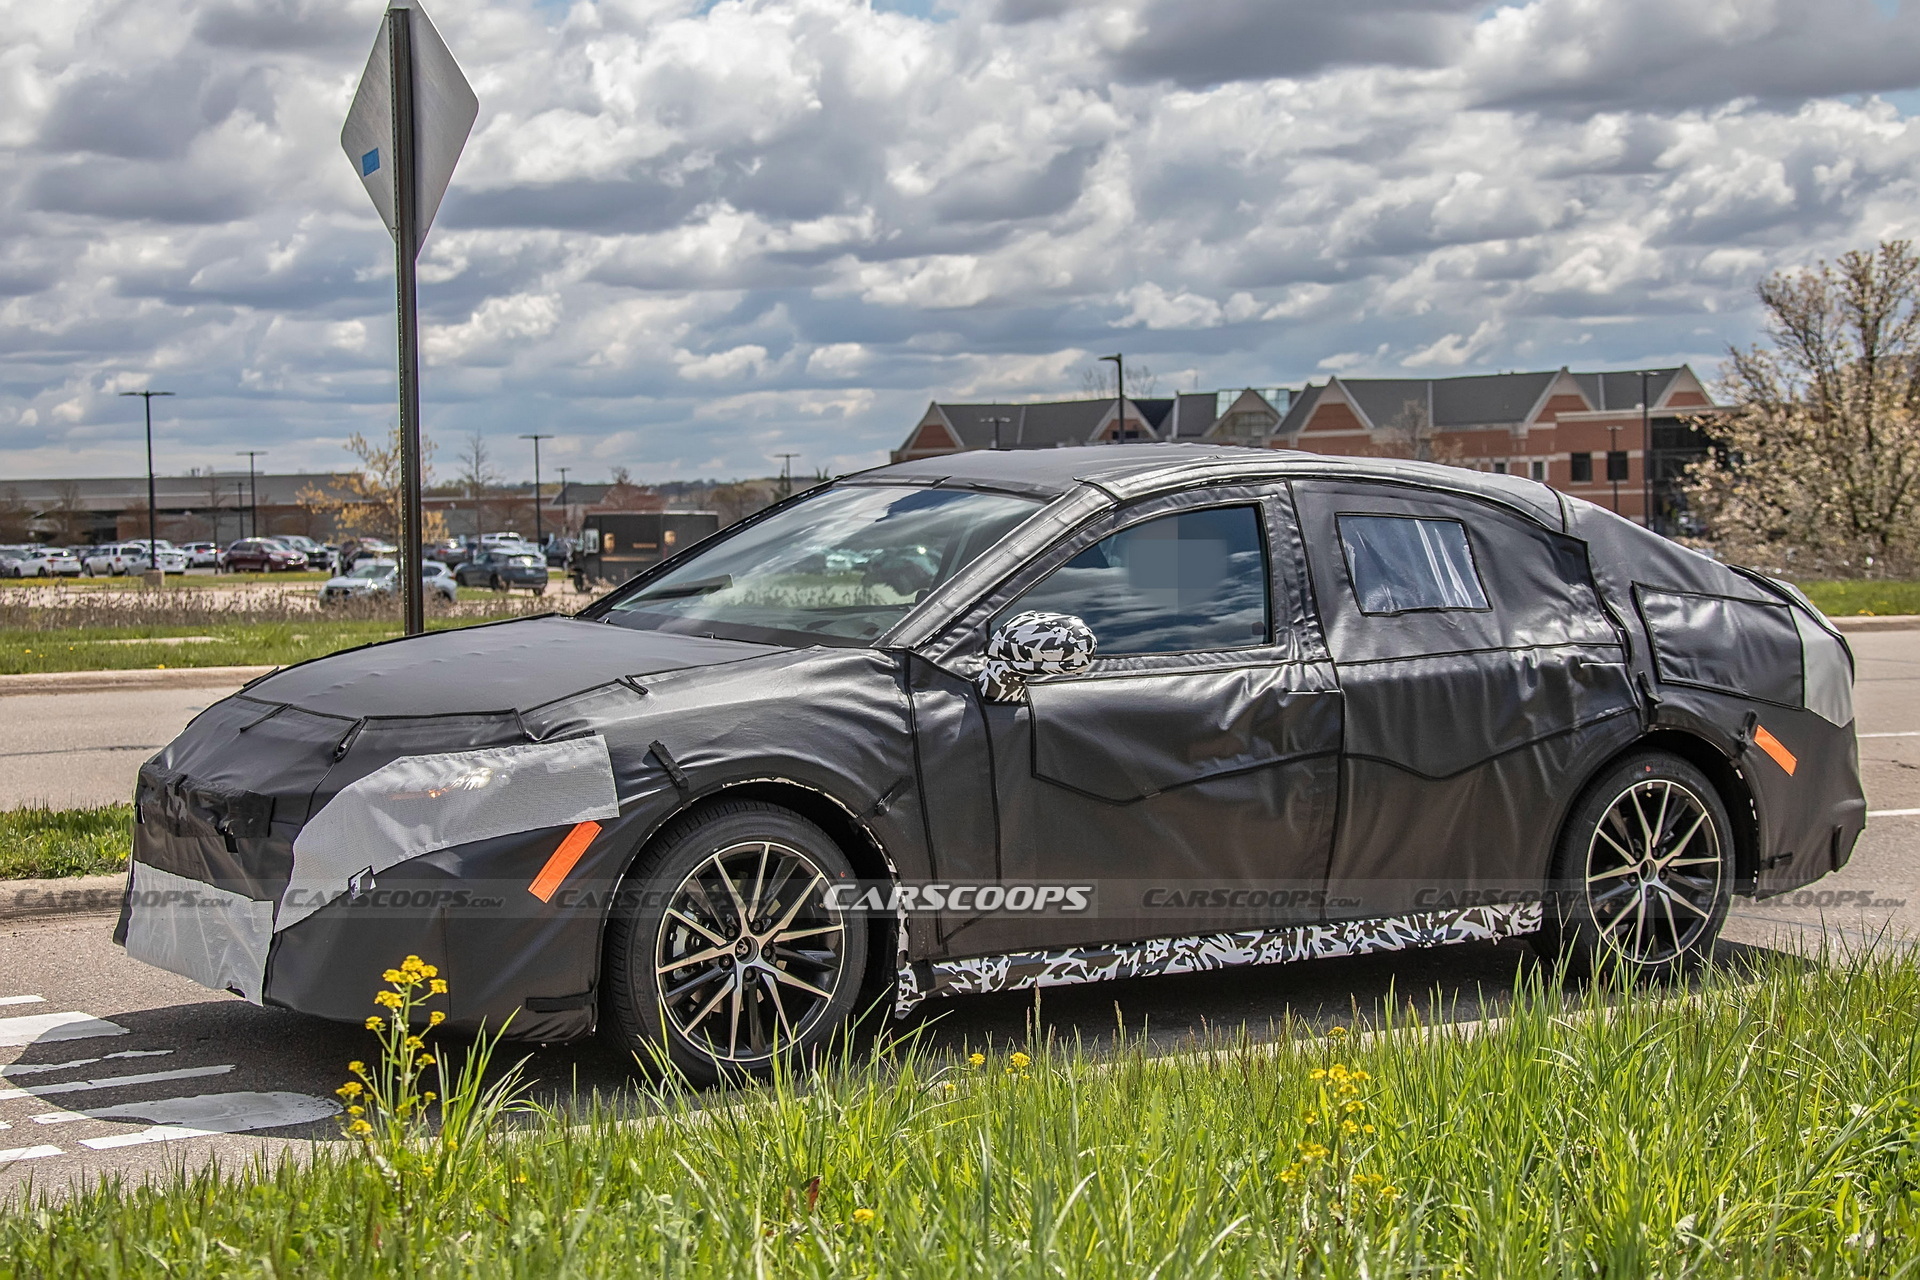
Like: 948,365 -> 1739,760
122,444 -> 1864,1082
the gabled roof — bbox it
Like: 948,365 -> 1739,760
927,398 -> 1180,450
1570,368 -> 1683,412
1333,371 -> 1563,430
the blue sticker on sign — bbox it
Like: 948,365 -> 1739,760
361,148 -> 380,177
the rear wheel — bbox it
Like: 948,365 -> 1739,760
489,573 -> 503,592
1535,752 -> 1733,981
603,802 -> 867,1086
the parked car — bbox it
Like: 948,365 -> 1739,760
220,538 -> 308,573
121,444 -> 1864,1086
275,535 -> 330,564
319,559 -> 458,607
426,539 -> 470,566
85,542 -> 185,575
543,535 -> 574,568
37,547 -> 82,576
179,541 -> 222,569
0,547 -> 42,578
454,547 -> 549,594
332,538 -> 398,572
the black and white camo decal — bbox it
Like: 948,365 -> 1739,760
978,610 -> 1097,701
894,902 -> 1542,1016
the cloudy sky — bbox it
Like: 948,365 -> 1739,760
4,0 -> 1920,483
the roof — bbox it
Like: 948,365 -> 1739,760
852,442 -> 1566,527
1334,371 -> 1559,430
1570,368 -> 1682,412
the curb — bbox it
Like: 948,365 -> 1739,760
1829,615 -> 1920,633
0,666 -> 275,697
0,873 -> 125,922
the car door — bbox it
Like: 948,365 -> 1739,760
911,484 -> 1343,957
1288,480 -> 1642,922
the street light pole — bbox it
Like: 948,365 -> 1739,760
1607,424 -> 1621,514
120,390 -> 173,576
1639,369 -> 1655,532
555,466 -> 570,509
1100,354 -> 1125,442
235,450 -> 267,538
776,453 -> 799,499
518,434 -> 554,549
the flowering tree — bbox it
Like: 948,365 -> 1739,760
1684,240 -> 1920,577
298,426 -> 448,544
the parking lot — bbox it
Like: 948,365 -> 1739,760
2,629 -> 1915,1196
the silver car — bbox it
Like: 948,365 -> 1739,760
318,559 -> 458,606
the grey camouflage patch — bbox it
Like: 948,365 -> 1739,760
894,902 -> 1542,1016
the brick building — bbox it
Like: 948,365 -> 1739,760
892,367 -> 1716,531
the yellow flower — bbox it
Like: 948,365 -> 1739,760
365,1016 -> 384,1030
1008,1052 -> 1031,1069
1304,1112 -> 1318,1126
417,1054 -> 435,1067
943,1082 -> 957,1094
347,1105 -> 364,1117
1341,1119 -> 1360,1135
1380,1185 -> 1401,1201
1297,1142 -> 1330,1161
421,964 -> 438,979
429,979 -> 448,995
403,955 -> 424,971
1328,1026 -> 1348,1039
1309,1068 -> 1328,1080
423,1092 -> 436,1104
852,1208 -> 876,1225
404,1035 -> 425,1051
348,1119 -> 374,1136
336,1082 -> 363,1097
382,969 -> 403,984
374,990 -> 403,1009
968,1053 -> 985,1068
428,1010 -> 446,1026
1344,1100 -> 1365,1114
1278,1164 -> 1301,1185
1362,1124 -> 1376,1135
348,1061 -> 366,1075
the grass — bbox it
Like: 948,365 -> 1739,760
5,946 -> 1919,1277
1795,579 -> 1920,617
0,620 -> 500,675
0,803 -> 132,879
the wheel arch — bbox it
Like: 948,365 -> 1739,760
600,775 -> 903,1020
1556,729 -> 1762,891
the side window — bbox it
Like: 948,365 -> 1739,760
1002,505 -> 1269,656
1336,514 -> 1488,615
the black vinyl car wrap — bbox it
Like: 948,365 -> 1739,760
118,444 -> 1865,1074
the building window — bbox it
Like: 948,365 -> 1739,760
1570,452 -> 1593,483
1607,450 -> 1629,481
1530,460 -> 1547,482
1492,460 -> 1508,475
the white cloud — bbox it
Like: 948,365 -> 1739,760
2,0 -> 1918,481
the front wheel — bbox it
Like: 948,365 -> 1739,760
1534,752 -> 1733,982
602,801 -> 868,1086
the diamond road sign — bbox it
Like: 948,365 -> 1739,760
340,1 -> 477,250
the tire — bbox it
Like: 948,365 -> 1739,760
489,574 -> 503,592
602,801 -> 869,1086
533,586 -> 546,597
1534,751 -> 1734,982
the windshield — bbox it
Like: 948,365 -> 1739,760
601,484 -> 1041,646
348,563 -> 396,580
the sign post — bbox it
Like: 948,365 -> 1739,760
341,2 -> 476,635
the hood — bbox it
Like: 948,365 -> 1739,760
242,614 -> 783,718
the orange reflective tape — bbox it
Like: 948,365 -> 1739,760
1752,724 -> 1797,776
528,820 -> 603,902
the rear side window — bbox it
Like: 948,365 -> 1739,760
1003,505 -> 1270,655
1337,514 -> 1488,614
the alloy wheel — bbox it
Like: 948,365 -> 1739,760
653,840 -> 850,1065
1583,778 -> 1723,966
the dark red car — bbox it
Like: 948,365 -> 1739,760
219,538 -> 309,573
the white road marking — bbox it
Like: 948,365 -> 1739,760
0,1012 -> 128,1047
1869,808 -> 1920,818
1860,731 -> 1920,738
74,1092 -> 340,1150
2,1064 -> 233,1104
0,1145 -> 62,1163
1,1049 -> 173,1079
0,996 -> 47,1007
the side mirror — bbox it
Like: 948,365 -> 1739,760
978,611 -> 1097,701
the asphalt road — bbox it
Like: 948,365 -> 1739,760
0,687 -> 226,811
1,633 -> 1916,1198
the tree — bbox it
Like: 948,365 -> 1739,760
455,431 -> 502,535
1379,397 -> 1459,464
297,426 -> 448,544
47,480 -> 89,544
1078,360 -> 1160,399
1683,240 -> 1920,576
0,487 -> 32,543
